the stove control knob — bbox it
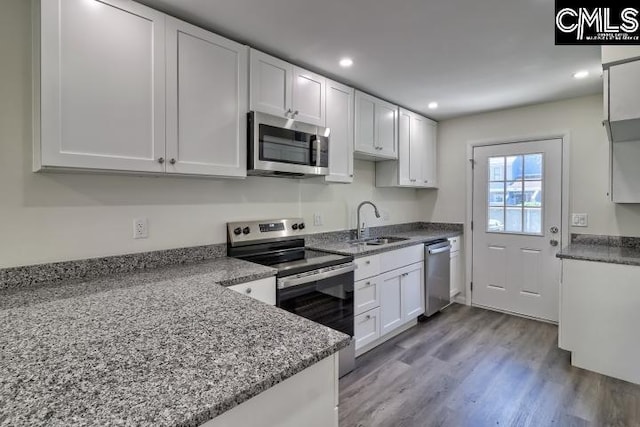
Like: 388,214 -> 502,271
233,227 -> 242,236
298,223 -> 305,230
291,223 -> 298,230
242,227 -> 250,235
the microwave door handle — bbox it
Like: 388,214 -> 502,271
313,136 -> 320,167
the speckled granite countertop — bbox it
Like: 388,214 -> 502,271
557,244 -> 640,266
0,257 -> 350,427
307,230 -> 462,257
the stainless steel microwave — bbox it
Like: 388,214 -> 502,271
247,111 -> 329,178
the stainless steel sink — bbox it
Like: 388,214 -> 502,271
349,236 -> 410,246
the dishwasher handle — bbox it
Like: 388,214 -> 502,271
426,242 -> 451,255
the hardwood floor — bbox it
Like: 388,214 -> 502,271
339,304 -> 640,427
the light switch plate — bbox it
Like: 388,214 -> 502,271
571,213 -> 588,227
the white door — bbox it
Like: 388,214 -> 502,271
324,80 -> 354,183
422,121 -> 438,188
249,50 -> 292,118
472,139 -> 562,322
375,101 -> 398,158
292,67 -> 325,126
354,91 -> 377,155
379,271 -> 403,335
40,0 -> 166,172
401,263 -> 425,320
165,18 -> 248,177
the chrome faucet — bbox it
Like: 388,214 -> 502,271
356,201 -> 381,241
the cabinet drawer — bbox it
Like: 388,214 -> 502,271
354,307 -> 381,350
448,235 -> 461,253
355,277 -> 380,315
380,245 -> 423,273
355,255 -> 380,281
228,277 -> 276,305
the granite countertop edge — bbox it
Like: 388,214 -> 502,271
184,338 -> 349,427
557,245 -> 640,267
307,230 -> 463,257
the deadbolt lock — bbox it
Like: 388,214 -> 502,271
550,226 -> 559,234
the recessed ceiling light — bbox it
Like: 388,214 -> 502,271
573,70 -> 589,79
428,102 -> 438,109
339,58 -> 353,68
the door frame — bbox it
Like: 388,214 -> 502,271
464,131 -> 571,308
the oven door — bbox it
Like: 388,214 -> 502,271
277,266 -> 354,336
248,111 -> 329,177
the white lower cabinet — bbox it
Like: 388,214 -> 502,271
380,272 -> 403,335
227,277 -> 276,305
354,307 -> 381,349
354,245 -> 425,354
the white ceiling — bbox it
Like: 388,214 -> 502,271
139,0 -> 602,121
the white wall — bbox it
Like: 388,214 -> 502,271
422,94 -> 640,237
0,0 -> 423,268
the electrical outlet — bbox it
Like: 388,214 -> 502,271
133,218 -> 148,239
571,213 -> 588,227
313,213 -> 323,226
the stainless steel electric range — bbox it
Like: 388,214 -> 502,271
227,218 -> 355,377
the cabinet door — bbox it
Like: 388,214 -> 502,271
380,271 -> 403,336
450,251 -> 461,298
422,120 -> 438,187
609,60 -> 640,123
250,49 -> 292,118
397,109 -> 412,186
325,80 -> 354,183
39,0 -> 166,172
292,66 -> 326,126
166,18 -> 248,177
355,277 -> 380,315
376,101 -> 398,159
409,114 -> 425,185
402,263 -> 425,320
354,91 -> 377,155
354,308 -> 381,350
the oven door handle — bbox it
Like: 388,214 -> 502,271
278,263 -> 356,289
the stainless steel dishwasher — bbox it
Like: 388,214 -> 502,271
423,240 -> 452,317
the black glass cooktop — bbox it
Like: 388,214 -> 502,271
239,248 -> 353,278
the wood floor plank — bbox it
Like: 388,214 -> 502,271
339,304 -> 640,427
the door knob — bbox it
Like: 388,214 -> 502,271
550,226 -> 559,234
550,239 -> 559,247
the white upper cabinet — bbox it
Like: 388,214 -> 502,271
354,91 -> 398,160
375,108 -> 437,188
249,50 -> 292,119
165,17 -> 248,177
324,79 -> 354,183
249,49 -> 325,126
37,0 -> 166,173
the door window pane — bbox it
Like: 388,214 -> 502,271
524,208 -> 542,234
524,154 -> 543,180
486,153 -> 544,235
488,207 -> 504,231
506,207 -> 523,232
489,157 -> 505,181
489,182 -> 505,206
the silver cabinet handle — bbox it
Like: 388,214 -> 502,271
365,260 -> 371,265
158,157 -> 165,164
245,287 -> 252,294
364,281 -> 371,287
365,315 -> 371,320
169,158 -> 176,165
